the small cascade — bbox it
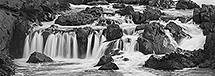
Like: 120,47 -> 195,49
85,33 -> 93,59
23,35 -> 30,58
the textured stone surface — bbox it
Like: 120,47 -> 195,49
176,0 -> 200,9
26,52 -> 53,63
137,22 -> 174,55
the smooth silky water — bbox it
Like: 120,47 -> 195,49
14,3 -> 215,76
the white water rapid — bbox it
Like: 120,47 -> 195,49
18,3 -> 207,76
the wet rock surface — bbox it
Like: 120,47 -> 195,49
99,62 -> 119,70
105,24 -> 123,41
87,0 -> 109,5
176,0 -> 200,9
26,52 -> 53,63
193,4 -> 215,35
145,48 -> 205,70
137,22 -> 174,55
113,3 -> 126,9
164,22 -> 188,42
95,55 -> 114,66
75,27 -> 94,58
115,6 -> 134,16
55,7 -> 103,26
193,4 -> 215,24
148,0 -> 174,9
0,49 -> 15,76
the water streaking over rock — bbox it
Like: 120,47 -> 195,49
17,3 -> 211,76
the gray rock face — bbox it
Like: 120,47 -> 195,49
176,0 -> 200,9
55,7 -> 103,26
136,22 -> 174,55
26,52 -> 54,63
0,9 -> 16,52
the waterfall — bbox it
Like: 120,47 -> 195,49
85,33 -> 93,59
23,35 -> 30,58
71,32 -> 78,59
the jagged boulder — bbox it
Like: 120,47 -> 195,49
137,22 -> 174,55
0,50 -> 15,76
199,22 -> 215,35
164,22 -> 189,42
105,24 -> 123,41
131,11 -> 146,24
115,6 -> 134,16
203,33 -> 215,60
55,7 -> 103,26
145,48 -> 205,70
145,55 -> 184,70
95,55 -> 114,66
143,6 -> 161,20
149,0 -> 174,9
176,0 -> 200,9
99,62 -> 119,70
113,3 -> 126,9
55,12 -> 95,26
26,52 -> 53,63
193,4 -> 215,24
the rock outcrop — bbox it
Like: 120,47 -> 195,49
105,24 -> 123,41
193,4 -> 215,24
193,4 -> 215,35
116,6 -> 161,24
136,22 -> 174,55
55,7 -> 103,26
26,52 -> 54,63
95,55 -> 119,70
176,0 -> 200,9
0,49 -> 15,76
75,27 -> 94,58
145,48 -> 205,70
164,22 -> 188,42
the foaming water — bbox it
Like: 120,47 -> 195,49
18,4 -> 208,76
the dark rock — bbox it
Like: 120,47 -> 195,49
145,48 -> 206,70
105,24 -> 123,41
26,52 -> 53,63
137,22 -> 174,55
9,18 -> 31,59
176,0 -> 200,9
149,0 -> 174,9
115,6 -> 134,16
203,33 -> 215,60
60,0 -> 89,5
123,58 -> 129,61
131,11 -> 146,24
95,55 -> 114,66
131,6 -> 161,24
55,12 -> 94,26
199,22 -> 215,35
75,27 -> 93,58
160,16 -> 177,22
80,7 -> 103,19
145,55 -> 183,70
0,48 -> 15,76
55,7 -> 103,26
193,4 -> 215,24
198,60 -> 215,68
143,6 -> 161,20
87,0 -> 109,5
97,18 -> 120,26
99,62 -> 119,70
113,3 -> 126,9
165,22 -> 188,42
